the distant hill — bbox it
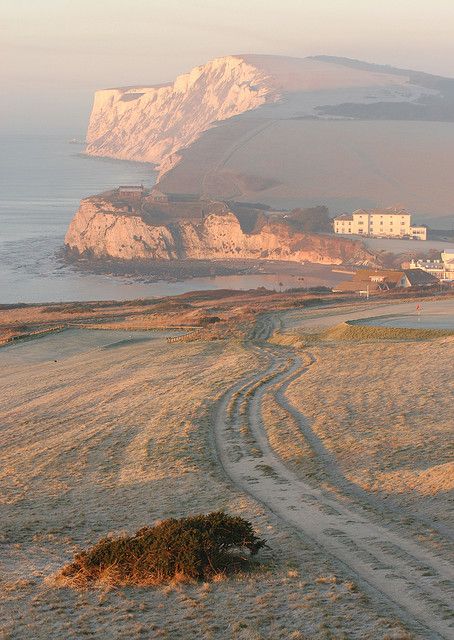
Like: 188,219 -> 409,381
85,55 -> 454,224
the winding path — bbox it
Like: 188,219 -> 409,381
213,314 -> 454,639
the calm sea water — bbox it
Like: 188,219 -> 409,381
0,134 -> 161,303
0,134 -> 339,303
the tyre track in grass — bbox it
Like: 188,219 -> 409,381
213,314 -> 454,639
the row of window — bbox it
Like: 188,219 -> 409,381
338,221 -> 407,226
357,215 -> 408,219
352,223 -> 407,228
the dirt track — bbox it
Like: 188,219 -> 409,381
213,313 -> 454,639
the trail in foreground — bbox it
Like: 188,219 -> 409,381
214,316 -> 454,640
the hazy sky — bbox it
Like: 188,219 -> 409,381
2,0 -> 454,134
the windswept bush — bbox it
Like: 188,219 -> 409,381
58,512 -> 265,587
199,315 -> 222,325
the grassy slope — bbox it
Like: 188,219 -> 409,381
270,322 -> 454,347
284,336 -> 454,528
1,335 -> 414,640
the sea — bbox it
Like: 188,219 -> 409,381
0,134 -> 156,303
0,134 -> 339,304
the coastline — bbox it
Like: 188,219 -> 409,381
61,252 -> 345,285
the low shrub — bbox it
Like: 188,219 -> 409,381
199,316 -> 222,325
58,512 -> 265,587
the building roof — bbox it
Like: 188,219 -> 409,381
333,269 -> 404,293
411,260 -> 444,268
375,209 -> 409,216
351,269 -> 404,284
118,185 -> 144,191
334,213 -> 353,221
403,269 -> 438,286
334,268 -> 438,292
352,208 -> 410,217
333,280 -> 384,293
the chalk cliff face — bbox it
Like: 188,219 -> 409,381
65,196 -> 373,266
86,56 -> 276,165
85,54 -> 414,168
85,55 -> 454,222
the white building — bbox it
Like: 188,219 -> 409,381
410,250 -> 454,281
443,251 -> 454,280
333,208 -> 427,240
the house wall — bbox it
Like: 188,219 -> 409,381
118,190 -> 143,199
441,251 -> 454,263
358,212 -> 411,237
413,252 -> 454,279
441,251 -> 454,280
334,210 -> 422,238
410,226 -> 427,240
334,219 -> 352,234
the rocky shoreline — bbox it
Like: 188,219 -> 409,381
62,250 -> 346,289
63,252 -> 275,282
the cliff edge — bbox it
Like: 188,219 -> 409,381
84,55 -> 454,221
85,54 -> 413,168
65,192 -> 374,266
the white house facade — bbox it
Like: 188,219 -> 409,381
333,208 -> 427,240
410,250 -> 454,280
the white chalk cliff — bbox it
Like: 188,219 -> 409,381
85,54 -> 415,169
75,54 -> 454,263
65,195 -> 373,265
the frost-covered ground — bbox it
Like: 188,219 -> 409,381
1,332 -> 416,639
